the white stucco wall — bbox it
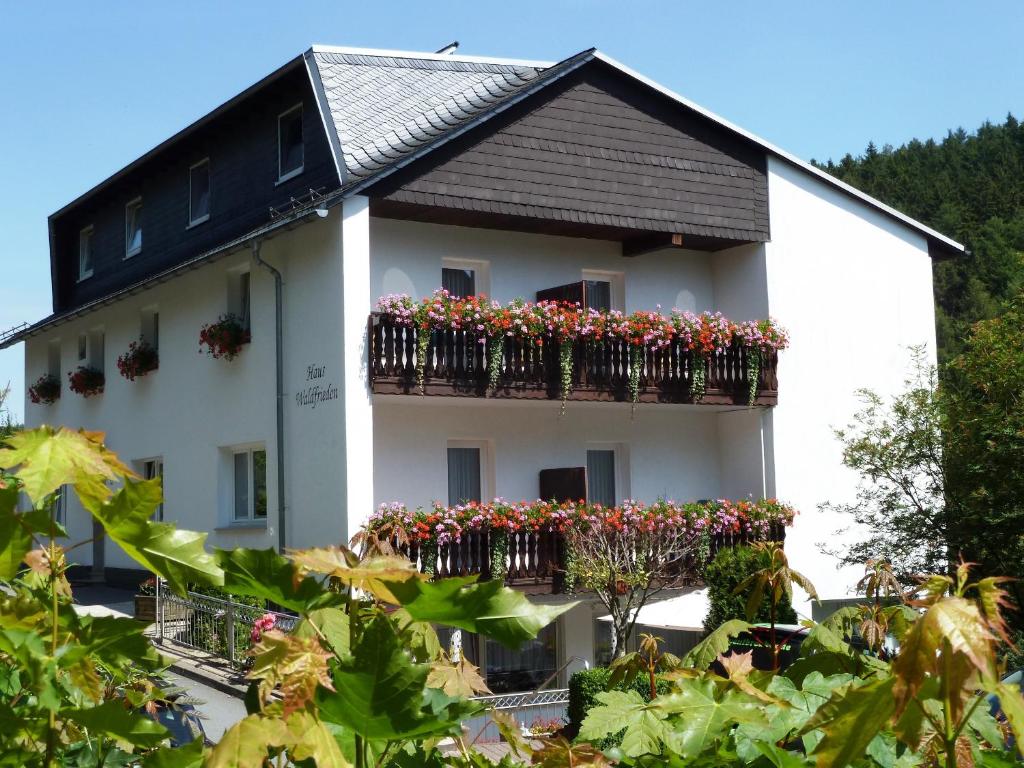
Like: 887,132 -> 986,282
765,157 -> 938,607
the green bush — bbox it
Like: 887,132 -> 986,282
566,666 -> 671,746
703,545 -> 797,632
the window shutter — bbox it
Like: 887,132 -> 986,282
536,281 -> 585,306
539,467 -> 587,503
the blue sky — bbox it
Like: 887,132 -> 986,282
2,1 -> 1022,423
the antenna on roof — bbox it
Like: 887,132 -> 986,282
435,41 -> 459,55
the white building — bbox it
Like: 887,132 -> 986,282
5,45 -> 961,690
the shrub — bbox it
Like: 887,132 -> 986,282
704,544 -> 797,632
566,666 -> 671,746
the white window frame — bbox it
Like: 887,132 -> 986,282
276,103 -> 304,184
441,257 -> 490,298
581,269 -> 625,312
446,439 -> 495,504
78,226 -> 94,281
585,442 -> 630,504
188,158 -> 211,227
230,446 -> 268,523
125,197 -> 143,258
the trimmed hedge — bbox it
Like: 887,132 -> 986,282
703,545 -> 797,632
566,667 -> 672,746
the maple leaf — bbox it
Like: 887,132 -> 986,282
249,630 -> 334,715
718,650 -> 780,703
289,547 -> 422,603
426,656 -> 491,697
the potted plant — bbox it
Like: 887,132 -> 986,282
134,577 -> 157,622
28,373 -> 60,404
198,314 -> 250,360
117,338 -> 159,381
67,366 -> 105,397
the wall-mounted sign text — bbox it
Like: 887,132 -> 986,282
295,363 -> 339,409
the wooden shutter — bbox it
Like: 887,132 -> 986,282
539,467 -> 587,503
536,281 -> 585,306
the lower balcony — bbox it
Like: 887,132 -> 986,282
369,314 -> 779,406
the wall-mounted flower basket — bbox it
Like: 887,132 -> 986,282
28,374 -> 61,405
68,366 -> 105,398
199,314 -> 250,361
117,339 -> 159,381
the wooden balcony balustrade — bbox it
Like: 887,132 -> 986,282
398,523 -> 788,595
369,313 -> 778,405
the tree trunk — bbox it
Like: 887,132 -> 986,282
612,620 -> 629,659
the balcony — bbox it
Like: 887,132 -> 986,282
369,313 -> 779,406
396,524 -> 788,595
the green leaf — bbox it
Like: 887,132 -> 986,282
578,689 -> 668,757
293,607 -> 351,657
681,619 -> 752,669
81,477 -> 222,592
61,614 -> 163,672
142,737 -> 206,767
802,677 -> 896,768
0,482 -> 31,579
384,576 -> 574,649
318,615 -> 471,740
206,714 -> 289,768
284,710 -> 351,766
991,681 -> 1024,757
657,677 -> 766,759
0,427 -> 133,505
64,700 -> 170,748
216,548 -> 326,612
755,741 -> 816,768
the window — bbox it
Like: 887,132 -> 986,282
77,334 -> 87,362
53,485 -> 67,526
233,448 -> 267,521
88,329 -> 105,373
442,258 -> 489,298
47,340 -> 61,380
581,270 -> 624,312
78,226 -> 94,281
587,449 -> 617,506
141,308 -> 159,351
189,159 -> 211,226
447,447 -> 481,505
144,459 -> 164,521
125,198 -> 143,257
442,267 -> 475,298
486,623 -> 557,693
277,104 -> 304,181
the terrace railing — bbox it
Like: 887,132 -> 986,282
400,523 -> 787,594
369,313 -> 779,405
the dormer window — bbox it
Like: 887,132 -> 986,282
125,198 -> 143,258
189,159 -> 211,226
78,226 -> 94,281
277,104 -> 304,182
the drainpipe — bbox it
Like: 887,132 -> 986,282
252,240 -> 287,553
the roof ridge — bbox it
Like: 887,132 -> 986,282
310,44 -> 553,70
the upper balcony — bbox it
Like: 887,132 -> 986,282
368,311 -> 780,407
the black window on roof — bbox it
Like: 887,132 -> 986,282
278,106 -> 304,179
442,267 -> 476,298
189,160 -> 211,225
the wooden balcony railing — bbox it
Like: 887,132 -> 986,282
369,313 -> 778,405
398,524 -> 787,594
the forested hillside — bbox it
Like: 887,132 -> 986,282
815,115 -> 1024,360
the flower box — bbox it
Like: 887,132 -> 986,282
67,366 -> 105,398
134,594 -> 157,622
117,339 -> 159,381
199,314 -> 251,360
28,374 -> 60,405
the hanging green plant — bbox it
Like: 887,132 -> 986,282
420,541 -> 438,577
416,331 -> 429,393
562,542 -> 580,595
628,344 -> 643,410
488,336 -> 503,391
746,348 -> 761,406
559,338 -> 573,414
691,354 -> 707,401
489,529 -> 509,581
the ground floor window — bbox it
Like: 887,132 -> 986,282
435,622 -> 558,693
233,448 -> 267,521
593,620 -> 701,666
144,458 -> 164,521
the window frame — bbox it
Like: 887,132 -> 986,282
231,446 -> 268,523
188,158 -> 211,228
581,269 -> 625,312
446,439 -> 495,505
78,226 -> 94,281
276,103 -> 304,183
125,197 -> 143,258
585,442 -> 630,505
